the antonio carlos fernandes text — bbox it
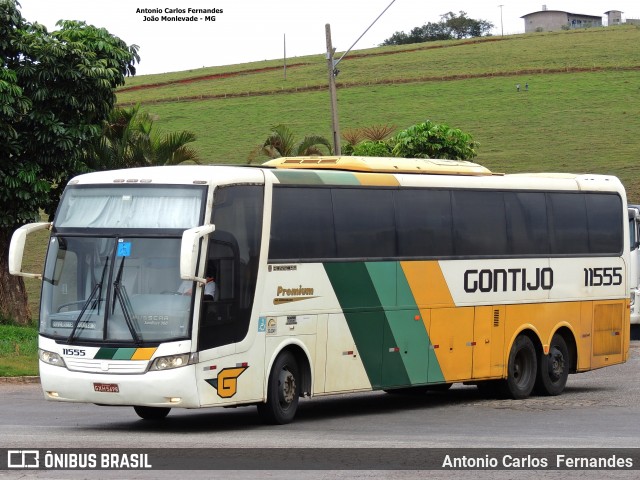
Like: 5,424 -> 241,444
442,454 -> 634,469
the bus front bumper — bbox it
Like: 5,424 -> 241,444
39,362 -> 201,408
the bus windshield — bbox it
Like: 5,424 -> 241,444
40,236 -> 192,343
55,185 -> 204,229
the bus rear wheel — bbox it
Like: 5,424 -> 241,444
501,335 -> 537,399
133,406 -> 171,420
534,333 -> 569,396
257,351 -> 300,425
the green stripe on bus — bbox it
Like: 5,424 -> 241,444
272,170 -> 360,186
324,261 -> 445,389
393,266 -> 445,384
94,347 -> 140,360
314,171 -> 360,185
112,348 -> 137,360
323,262 -> 410,388
94,348 -> 118,360
323,262 -> 385,387
271,170 -> 325,185
367,262 -> 436,386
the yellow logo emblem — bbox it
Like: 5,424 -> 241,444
206,366 -> 248,398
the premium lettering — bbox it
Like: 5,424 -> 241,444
276,285 -> 314,297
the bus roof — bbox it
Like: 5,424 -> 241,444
263,156 -> 493,176
64,161 -> 625,197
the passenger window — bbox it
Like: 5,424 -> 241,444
548,193 -> 588,254
453,191 -> 508,256
269,187 -> 336,260
505,192 -> 549,255
332,188 -> 396,259
586,194 -> 622,254
396,189 -> 453,257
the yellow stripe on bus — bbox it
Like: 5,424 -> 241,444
131,348 -> 157,360
401,261 -> 455,308
353,173 -> 400,186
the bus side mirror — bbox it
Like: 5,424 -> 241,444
9,222 -> 51,278
180,224 -> 215,284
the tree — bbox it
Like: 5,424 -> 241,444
85,105 -> 200,170
0,0 -> 139,324
352,141 -> 393,157
250,124 -> 332,161
440,11 -> 494,39
342,124 -> 396,156
343,121 -> 478,160
391,120 -> 479,160
381,11 -> 493,46
380,31 -> 411,46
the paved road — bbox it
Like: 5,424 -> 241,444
1,344 -> 639,479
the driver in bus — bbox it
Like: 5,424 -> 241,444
178,269 -> 216,300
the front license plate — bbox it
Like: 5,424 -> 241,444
93,383 -> 119,393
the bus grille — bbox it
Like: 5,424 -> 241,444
65,358 -> 149,374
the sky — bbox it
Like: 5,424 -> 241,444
17,1 -> 640,76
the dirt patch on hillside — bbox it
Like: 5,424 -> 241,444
118,36 -> 513,94
119,63 -> 311,93
118,65 -> 640,107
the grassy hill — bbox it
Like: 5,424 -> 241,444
116,26 -> 640,199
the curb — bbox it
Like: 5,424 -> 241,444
0,376 -> 40,384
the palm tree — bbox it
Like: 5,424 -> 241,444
249,124 -> 332,162
85,105 -> 200,170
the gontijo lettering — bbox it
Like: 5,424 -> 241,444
464,267 -> 553,293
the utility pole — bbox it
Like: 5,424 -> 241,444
324,1 -> 396,156
325,24 -> 341,155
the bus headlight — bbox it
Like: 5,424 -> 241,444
39,349 -> 66,368
149,353 -> 196,371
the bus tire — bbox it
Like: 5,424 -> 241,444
133,406 -> 171,420
257,351 -> 300,425
501,335 -> 537,399
534,333 -> 569,396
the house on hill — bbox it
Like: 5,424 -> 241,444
522,6 -> 602,33
605,10 -> 623,26
605,10 -> 640,26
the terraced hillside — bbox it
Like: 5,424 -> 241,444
116,26 -> 640,199
14,26 -> 640,322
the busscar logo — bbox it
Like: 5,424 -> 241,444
8,450 -> 39,468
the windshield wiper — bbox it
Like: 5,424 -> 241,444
67,259 -> 108,344
112,256 -> 142,344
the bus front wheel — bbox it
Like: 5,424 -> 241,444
133,406 -> 171,420
534,333 -> 569,396
501,335 -> 537,399
257,351 -> 300,425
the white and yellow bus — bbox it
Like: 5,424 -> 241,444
9,157 -> 630,424
628,205 -> 640,325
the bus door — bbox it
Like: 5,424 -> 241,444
196,185 -> 264,352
